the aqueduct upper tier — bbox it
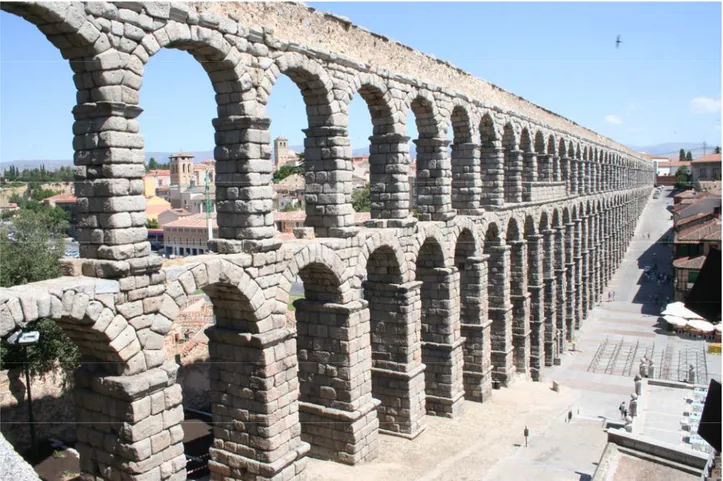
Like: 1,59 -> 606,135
0,2 -> 654,481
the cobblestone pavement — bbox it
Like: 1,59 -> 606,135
301,187 -> 719,480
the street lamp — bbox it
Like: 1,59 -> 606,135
7,329 -> 40,458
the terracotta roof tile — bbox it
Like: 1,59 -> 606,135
691,153 -> 721,164
44,194 -> 76,203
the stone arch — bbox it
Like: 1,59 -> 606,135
410,223 -> 451,270
1,3 -> 107,61
0,280 -> 145,376
523,212 -> 544,379
415,231 -> 464,416
534,129 -> 547,154
450,103 -> 481,212
479,111 -> 504,207
406,91 -> 451,220
277,244 -> 349,306
505,215 -> 529,376
353,230 -> 410,287
348,74 -> 409,220
503,122 -> 521,203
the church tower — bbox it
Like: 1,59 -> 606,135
169,151 -> 194,187
274,137 -> 288,168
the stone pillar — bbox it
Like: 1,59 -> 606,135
504,149 -> 524,204
302,126 -> 357,238
487,244 -> 515,385
414,138 -> 454,221
509,240 -> 530,377
573,219 -> 584,329
206,326 -> 309,479
460,256 -> 493,402
368,133 -> 413,224
554,226 -> 567,354
583,161 -> 591,195
579,216 -> 590,319
569,157 -> 579,195
73,363 -> 186,481
561,156 -> 571,195
526,235 -> 545,380
451,142 -> 484,215
589,162 -> 597,193
523,152 -> 538,183
552,155 -> 562,182
480,145 -> 505,208
564,222 -> 576,339
211,116 -> 277,254
73,102 -> 155,270
364,280 -> 426,439
577,158 -> 586,196
542,229 -> 557,366
538,153 -> 553,182
295,300 -> 379,464
419,267 -> 465,417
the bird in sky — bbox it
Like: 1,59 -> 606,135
616,35 -> 622,48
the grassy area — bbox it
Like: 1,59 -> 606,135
288,294 -> 304,311
192,288 -> 205,295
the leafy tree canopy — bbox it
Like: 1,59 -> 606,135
352,184 -> 370,212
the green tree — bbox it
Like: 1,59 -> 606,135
715,146 -> 721,154
273,164 -> 302,183
147,157 -> 158,171
146,218 -> 159,228
0,209 -> 79,378
281,201 -> 303,212
675,165 -> 690,188
679,148 -> 686,161
352,184 -> 370,212
686,151 -> 693,162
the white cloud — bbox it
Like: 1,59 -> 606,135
604,115 -> 623,125
690,97 -> 722,114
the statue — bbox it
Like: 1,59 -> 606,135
648,359 -> 655,378
634,374 -> 643,395
688,364 -> 696,384
629,393 -> 638,417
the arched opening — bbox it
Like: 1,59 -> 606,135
539,211 -> 557,366
552,208 -> 566,354
506,218 -> 529,376
416,236 -> 464,416
456,229 -> 491,401
503,123 -> 521,203
524,215 -> 544,380
484,222 -> 514,385
409,96 -> 451,221
480,114 -> 504,207
520,128 -> 535,197
548,135 -> 559,182
349,83 -> 401,222
450,106 -> 479,214
265,58 -> 351,237
363,245 -> 425,437
534,130 -> 548,182
294,258 -> 378,464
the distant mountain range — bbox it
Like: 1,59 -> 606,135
3,142 -> 715,171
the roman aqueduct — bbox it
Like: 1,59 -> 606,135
0,2 -> 655,480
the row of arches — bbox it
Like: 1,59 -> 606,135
0,2 -> 655,265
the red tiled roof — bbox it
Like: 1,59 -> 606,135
274,211 -> 306,222
673,255 -> 707,270
691,153 -> 721,164
676,218 -> 720,243
44,194 -> 76,203
147,169 -> 170,176
676,211 -> 710,227
164,213 -> 216,229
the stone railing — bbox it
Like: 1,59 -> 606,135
522,181 -> 568,203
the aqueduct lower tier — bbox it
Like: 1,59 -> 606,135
0,189 -> 649,481
0,2 -> 655,480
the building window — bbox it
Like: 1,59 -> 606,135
699,168 -> 707,179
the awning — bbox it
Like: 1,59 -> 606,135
687,320 -> 716,333
663,315 -> 688,327
661,302 -> 706,320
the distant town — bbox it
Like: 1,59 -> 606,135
0,136 -> 425,260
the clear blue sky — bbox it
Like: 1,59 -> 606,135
1,2 -> 721,163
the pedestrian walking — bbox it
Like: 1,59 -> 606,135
612,291 -> 616,301
619,401 -> 626,419
567,410 -> 573,423
524,426 -> 529,447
